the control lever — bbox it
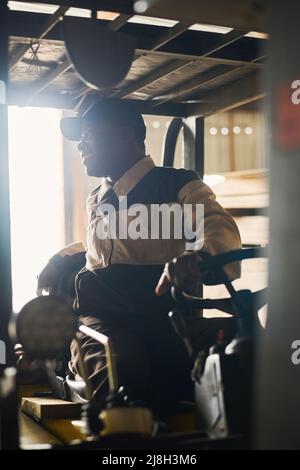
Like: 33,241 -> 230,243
168,309 -> 194,358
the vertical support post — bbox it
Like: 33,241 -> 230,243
255,0 -> 300,449
62,124 -> 75,245
183,116 -> 205,314
183,116 -> 204,177
162,118 -> 183,167
0,2 -> 11,357
0,1 -> 19,449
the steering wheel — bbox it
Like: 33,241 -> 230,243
171,247 -> 268,317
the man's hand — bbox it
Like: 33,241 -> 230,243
36,261 -> 60,296
155,251 -> 204,296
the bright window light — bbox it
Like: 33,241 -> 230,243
221,127 -> 229,136
245,126 -> 253,135
128,15 -> 178,27
8,2 -> 91,17
8,2 -> 58,14
209,127 -> 218,136
189,24 -> 232,34
204,174 -> 226,187
9,106 -> 65,311
66,8 -> 91,18
7,4 -> 268,38
233,126 -> 241,134
245,31 -> 268,40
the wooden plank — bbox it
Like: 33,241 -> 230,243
20,412 -> 61,447
21,397 -> 82,420
42,419 -> 86,444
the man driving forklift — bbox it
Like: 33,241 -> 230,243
36,99 -> 241,414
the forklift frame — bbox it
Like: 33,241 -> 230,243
4,0 -> 295,450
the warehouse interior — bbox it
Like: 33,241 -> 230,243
0,0 -> 299,451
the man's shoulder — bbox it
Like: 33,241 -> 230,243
149,166 -> 200,188
128,165 -> 201,204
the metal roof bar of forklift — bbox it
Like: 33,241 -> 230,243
7,88 -> 189,115
154,28 -> 252,107
186,69 -> 265,117
155,63 -> 254,107
121,98 -> 189,117
201,28 -> 250,57
150,21 -> 194,51
7,11 -> 264,112
117,28 -> 251,100
9,5 -> 70,71
118,49 -> 264,70
115,58 -> 189,99
168,55 -> 266,106
8,12 -> 264,69
108,13 -> 133,32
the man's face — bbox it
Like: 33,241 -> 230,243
78,120 -> 129,177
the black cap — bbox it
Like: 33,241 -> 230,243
60,99 -> 146,142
